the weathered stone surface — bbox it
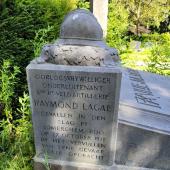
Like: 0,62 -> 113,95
33,45 -> 119,66
117,68 -> 170,170
50,45 -> 104,66
33,9 -> 120,66
34,157 -> 158,170
60,9 -> 103,40
120,68 -> 170,118
119,68 -> 170,134
27,63 -> 121,166
116,124 -> 170,170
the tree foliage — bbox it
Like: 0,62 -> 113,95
146,33 -> 170,75
119,0 -> 170,35
107,0 -> 129,51
76,0 -> 90,9
0,1 -> 77,169
0,0 -> 76,97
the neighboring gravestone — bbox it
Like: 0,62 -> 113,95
144,42 -> 153,48
130,41 -> 141,51
117,68 -> 170,170
27,9 -> 121,170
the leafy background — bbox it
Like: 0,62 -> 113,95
0,0 -> 169,169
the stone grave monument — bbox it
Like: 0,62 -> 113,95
27,9 -> 121,170
27,8 -> 170,170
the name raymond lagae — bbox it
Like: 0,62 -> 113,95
34,99 -> 112,112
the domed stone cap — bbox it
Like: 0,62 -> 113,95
60,9 -> 103,41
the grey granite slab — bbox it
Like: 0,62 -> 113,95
120,68 -> 170,116
27,63 -> 121,166
119,68 -> 170,134
34,156 -> 158,170
116,123 -> 170,170
117,68 -> 170,170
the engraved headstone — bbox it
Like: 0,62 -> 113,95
27,64 -> 121,167
27,9 -> 121,170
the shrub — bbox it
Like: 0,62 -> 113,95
121,33 -> 170,76
146,33 -> 170,75
0,60 -> 20,122
0,0 -> 76,106
0,59 -> 33,169
0,1 -> 77,169
76,0 -> 90,9
0,92 -> 33,170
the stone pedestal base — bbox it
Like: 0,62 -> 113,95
34,157 -> 157,170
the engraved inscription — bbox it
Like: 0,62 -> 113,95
28,68 -> 120,166
127,69 -> 161,109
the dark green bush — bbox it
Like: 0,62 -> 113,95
0,0 -> 76,104
0,1 -> 77,169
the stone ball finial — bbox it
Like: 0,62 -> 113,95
32,9 -> 120,66
60,9 -> 103,40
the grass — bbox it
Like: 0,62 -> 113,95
0,94 -> 34,170
0,61 -> 34,169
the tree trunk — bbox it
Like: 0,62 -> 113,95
136,1 -> 141,36
136,20 -> 139,36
